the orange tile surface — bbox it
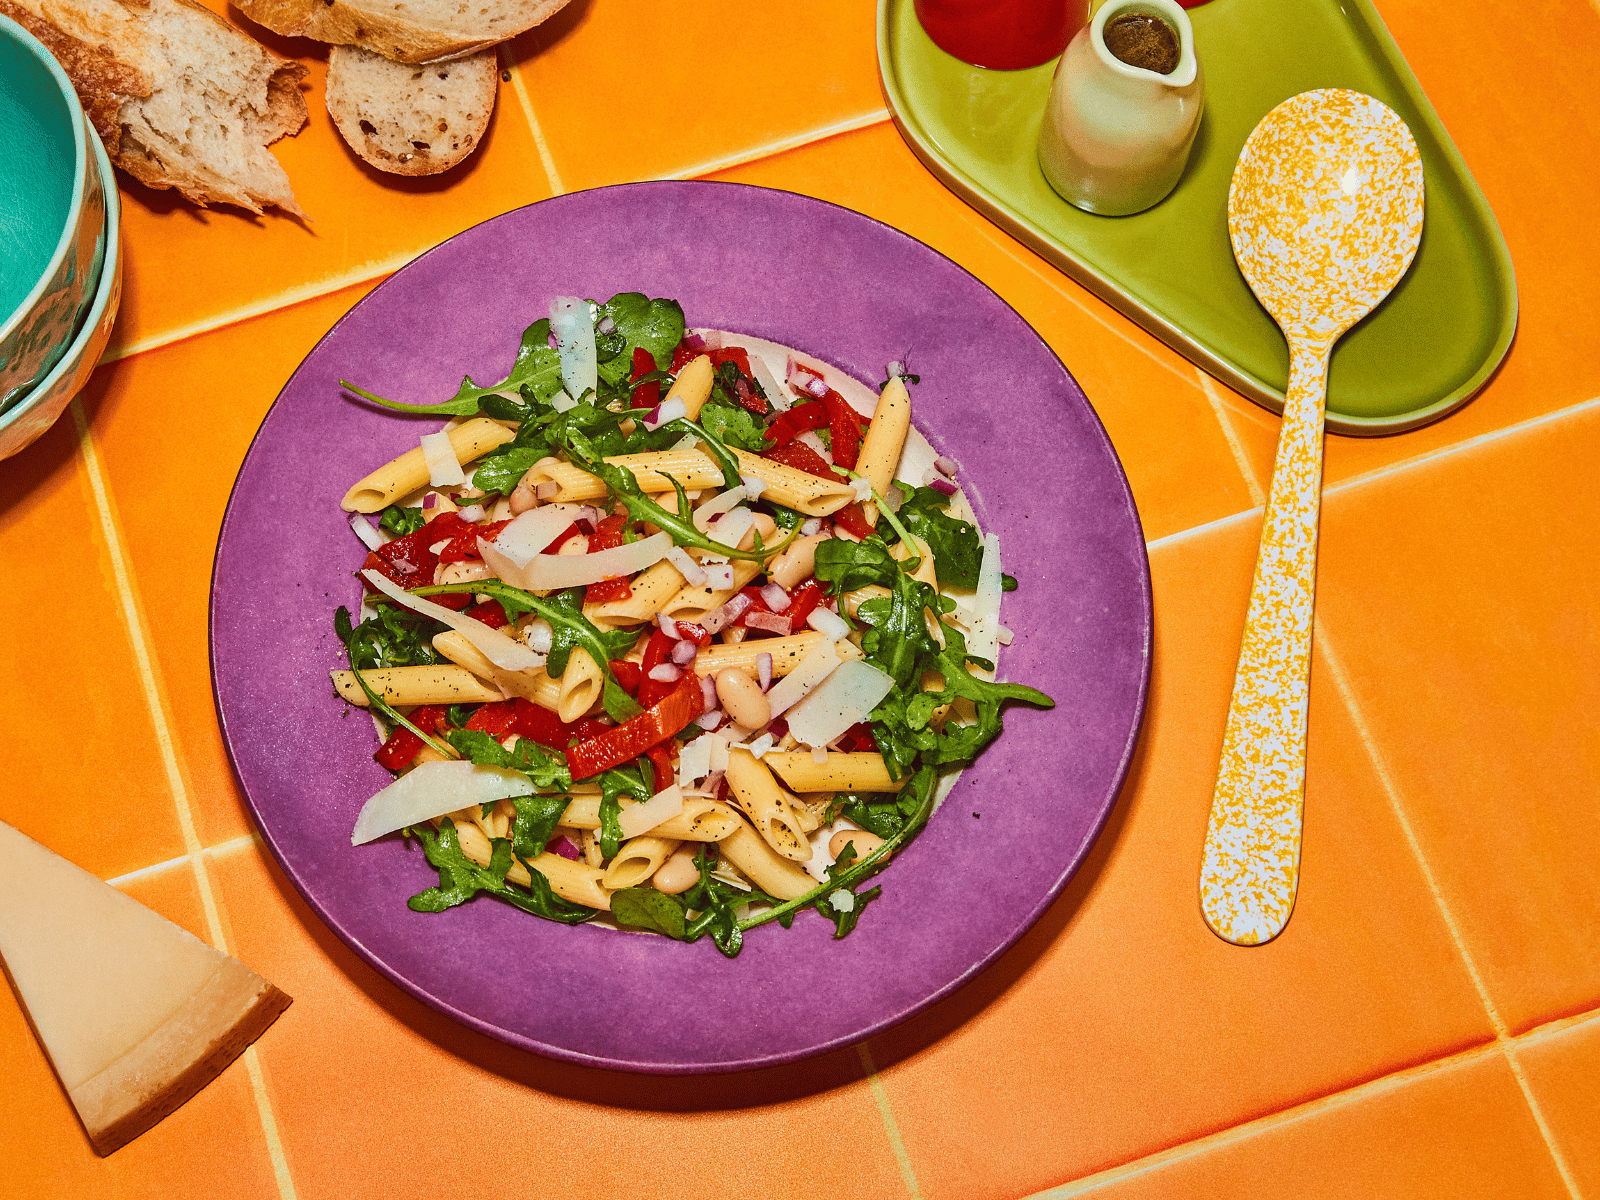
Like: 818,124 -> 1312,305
2,0 -> 1595,1193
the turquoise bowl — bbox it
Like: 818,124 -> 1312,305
0,111 -> 121,461
0,14 -> 104,413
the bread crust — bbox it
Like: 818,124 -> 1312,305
325,44 -> 495,176
235,0 -> 570,63
2,0 -> 308,215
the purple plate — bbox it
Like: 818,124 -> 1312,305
212,182 -> 1151,1073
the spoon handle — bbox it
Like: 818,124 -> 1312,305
1200,337 -> 1331,945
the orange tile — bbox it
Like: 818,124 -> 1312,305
0,866 -> 284,1198
1512,1014 -> 1600,1197
506,0 -> 885,191
0,409 -> 186,880
108,2 -> 554,360
74,283 -> 380,849
1314,401 -> 1600,1032
210,846 -> 915,1200
1058,1049 -> 1568,1200
711,122 -> 1261,540
860,515 -> 1493,1198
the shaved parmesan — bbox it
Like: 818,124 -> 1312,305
350,761 -> 535,845
480,531 -> 671,591
708,506 -> 755,550
746,733 -> 775,758
692,485 -> 750,531
349,512 -> 384,551
785,659 -> 895,748
550,297 -> 595,411
617,785 -> 685,840
491,504 -> 590,566
850,475 -> 873,502
807,607 -> 851,642
666,546 -> 706,585
676,734 -> 717,786
420,432 -> 467,486
969,532 -> 1003,663
362,569 -> 541,671
765,640 -> 842,718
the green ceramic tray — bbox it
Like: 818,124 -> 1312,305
878,0 -> 1516,435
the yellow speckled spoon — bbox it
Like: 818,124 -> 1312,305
1201,90 -> 1424,946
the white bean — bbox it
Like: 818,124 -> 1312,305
715,668 -> 771,729
652,847 -> 701,895
828,828 -> 885,862
434,560 -> 494,586
768,532 -> 829,589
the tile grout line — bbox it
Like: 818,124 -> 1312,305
1023,1040 -> 1510,1198
106,835 -> 259,888
500,46 -> 565,196
856,1043 -> 925,1200
1194,367 -> 1267,507
242,1047 -> 299,1200
69,399 -> 299,1200
101,251 -> 419,364
667,110 -> 893,181
1315,617 -> 1585,1200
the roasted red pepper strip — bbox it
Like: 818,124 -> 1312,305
374,705 -> 448,770
629,346 -> 660,410
465,600 -> 509,628
833,503 -> 875,539
508,698 -> 581,750
609,659 -> 642,697
583,513 -> 633,605
786,579 -> 824,628
820,388 -> 867,470
646,744 -> 674,794
838,721 -> 878,753
764,400 -> 828,449
564,673 -> 704,781
464,700 -> 518,740
636,628 -> 680,708
438,517 -> 512,562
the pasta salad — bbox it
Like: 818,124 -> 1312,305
332,292 -> 1053,955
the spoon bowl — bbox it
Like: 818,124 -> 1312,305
1200,90 -> 1423,946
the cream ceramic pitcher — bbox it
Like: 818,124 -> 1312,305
1038,0 -> 1202,215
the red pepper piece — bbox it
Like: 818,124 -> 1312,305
646,743 -> 674,794
609,659 -> 642,697
838,721 -> 878,753
374,705 -> 448,770
761,439 -> 842,482
786,579 -> 824,628
365,521 -> 443,590
764,399 -> 829,449
584,513 -> 633,605
707,346 -> 768,416
508,698 -> 582,750
675,621 -> 712,646
834,503 -> 875,540
820,388 -> 867,470
629,347 -> 660,410
568,717 -> 614,742
438,517 -> 512,563
564,674 -> 705,781
670,337 -> 702,372
636,628 -> 681,708
465,600 -> 509,628
465,700 -> 518,740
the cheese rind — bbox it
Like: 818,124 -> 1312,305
0,821 -> 291,1156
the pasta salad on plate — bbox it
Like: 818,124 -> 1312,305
331,291 -> 1053,956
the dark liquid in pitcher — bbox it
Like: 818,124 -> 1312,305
1104,13 -> 1180,74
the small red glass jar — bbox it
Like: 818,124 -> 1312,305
915,0 -> 1089,70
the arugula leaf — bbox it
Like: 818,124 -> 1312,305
335,605 -> 456,761
471,397 -> 640,495
597,294 -> 685,382
407,820 -> 594,924
813,535 -> 901,594
446,729 -> 574,791
596,766 -> 650,859
696,399 -> 769,452
378,505 -> 426,536
509,794 -> 570,860
341,317 -> 563,417
891,485 -> 984,588
611,888 -> 689,939
336,603 -> 446,670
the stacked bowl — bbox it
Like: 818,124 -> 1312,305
0,12 -> 122,461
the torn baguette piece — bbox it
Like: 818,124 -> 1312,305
0,0 -> 308,216
235,0 -> 568,63
326,45 -> 496,176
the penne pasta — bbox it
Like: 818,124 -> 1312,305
445,818 -> 611,911
665,353 -> 713,419
693,631 -> 861,679
716,820 -> 816,902
558,795 -> 740,843
857,376 -> 911,525
730,448 -> 854,515
585,558 -> 687,627
430,631 -> 562,711
724,748 -> 812,862
601,836 -> 681,889
555,646 -> 605,722
763,751 -> 907,794
658,558 -> 764,624
519,447 -> 724,504
331,664 -> 502,707
341,418 -> 515,513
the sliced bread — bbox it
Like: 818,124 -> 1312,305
0,0 -> 308,216
325,44 -> 495,176
235,0 -> 569,64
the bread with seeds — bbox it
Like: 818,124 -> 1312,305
235,0 -> 569,64
326,45 -> 496,176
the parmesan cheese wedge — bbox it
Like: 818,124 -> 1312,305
0,821 -> 290,1156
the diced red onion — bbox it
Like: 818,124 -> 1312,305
548,834 -> 581,861
886,360 -> 905,378
648,664 -> 682,683
935,455 -> 961,477
644,396 -> 688,430
800,518 -> 823,536
929,477 -> 959,497
703,769 -> 725,794
701,592 -> 753,634
597,315 -> 616,334
669,638 -> 698,666
695,711 -> 724,731
756,653 -> 773,691
457,504 -> 486,523
700,330 -> 724,351
666,546 -> 707,586
734,376 -> 754,404
806,377 -> 828,398
535,481 -> 560,500
349,513 -> 384,551
760,582 -> 791,612
657,612 -> 681,638
745,611 -> 792,636
423,493 -> 437,509
700,673 -> 718,710
682,333 -> 706,354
